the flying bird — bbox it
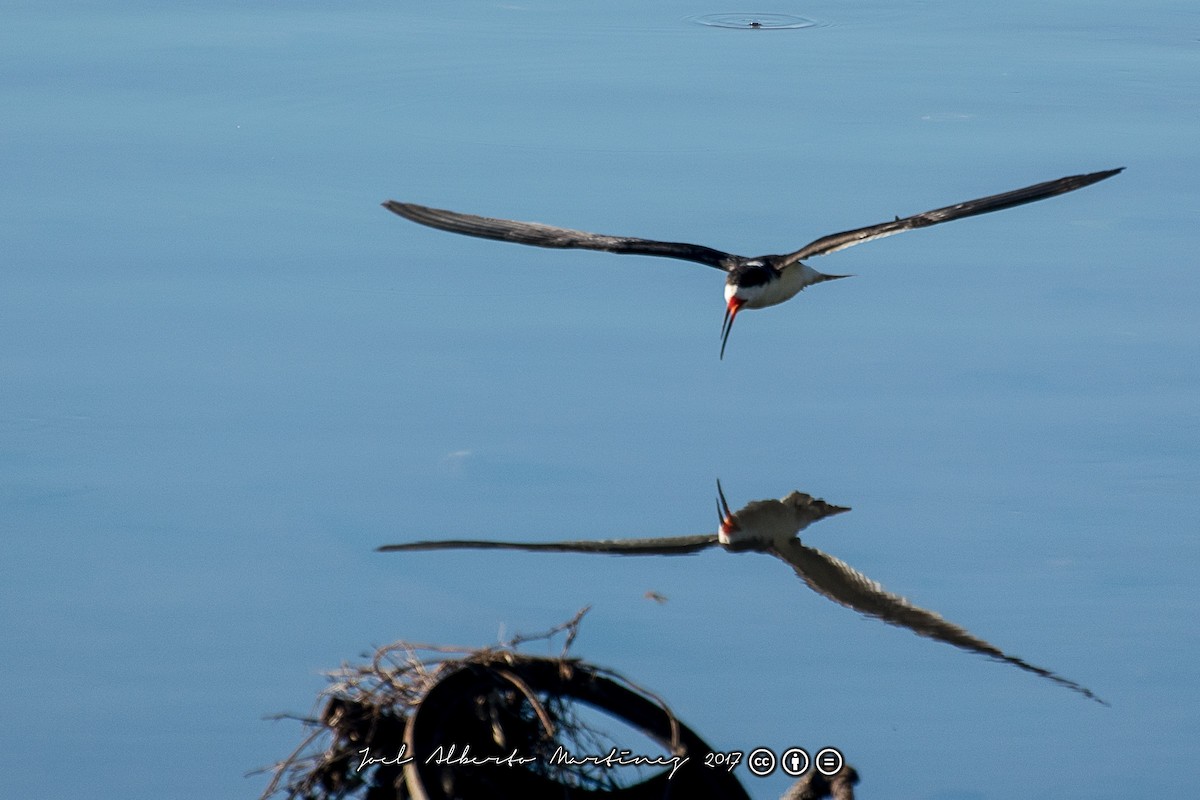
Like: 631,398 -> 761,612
378,481 -> 1105,704
383,168 -> 1122,358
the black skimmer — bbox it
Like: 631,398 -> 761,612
379,482 -> 1105,704
383,168 -> 1122,358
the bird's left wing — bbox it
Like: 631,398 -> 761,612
383,201 -> 736,270
378,534 -> 720,556
771,539 -> 1105,703
776,168 -> 1123,266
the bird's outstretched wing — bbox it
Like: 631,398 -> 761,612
376,528 -> 1106,702
771,539 -> 1106,704
377,534 -> 720,556
382,201 -> 736,270
777,167 -> 1123,265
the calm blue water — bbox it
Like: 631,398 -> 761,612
2,1 -> 1197,798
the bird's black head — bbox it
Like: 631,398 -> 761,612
720,262 -> 779,359
726,261 -> 777,289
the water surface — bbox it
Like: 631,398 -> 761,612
2,1 -> 1197,798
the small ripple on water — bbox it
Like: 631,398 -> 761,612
688,12 -> 819,30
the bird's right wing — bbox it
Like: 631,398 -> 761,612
383,201 -> 736,270
771,539 -> 1105,704
378,534 -> 720,556
777,168 -> 1123,265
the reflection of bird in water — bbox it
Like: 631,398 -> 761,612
383,168 -> 1122,358
379,482 -> 1105,704
715,478 -> 849,547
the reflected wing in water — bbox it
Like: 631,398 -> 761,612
378,534 -> 720,556
771,539 -> 1106,704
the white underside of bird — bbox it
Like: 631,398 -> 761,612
717,484 -> 849,548
724,263 -> 836,311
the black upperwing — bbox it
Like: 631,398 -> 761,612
378,533 -> 720,556
777,168 -> 1123,266
383,201 -> 736,270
